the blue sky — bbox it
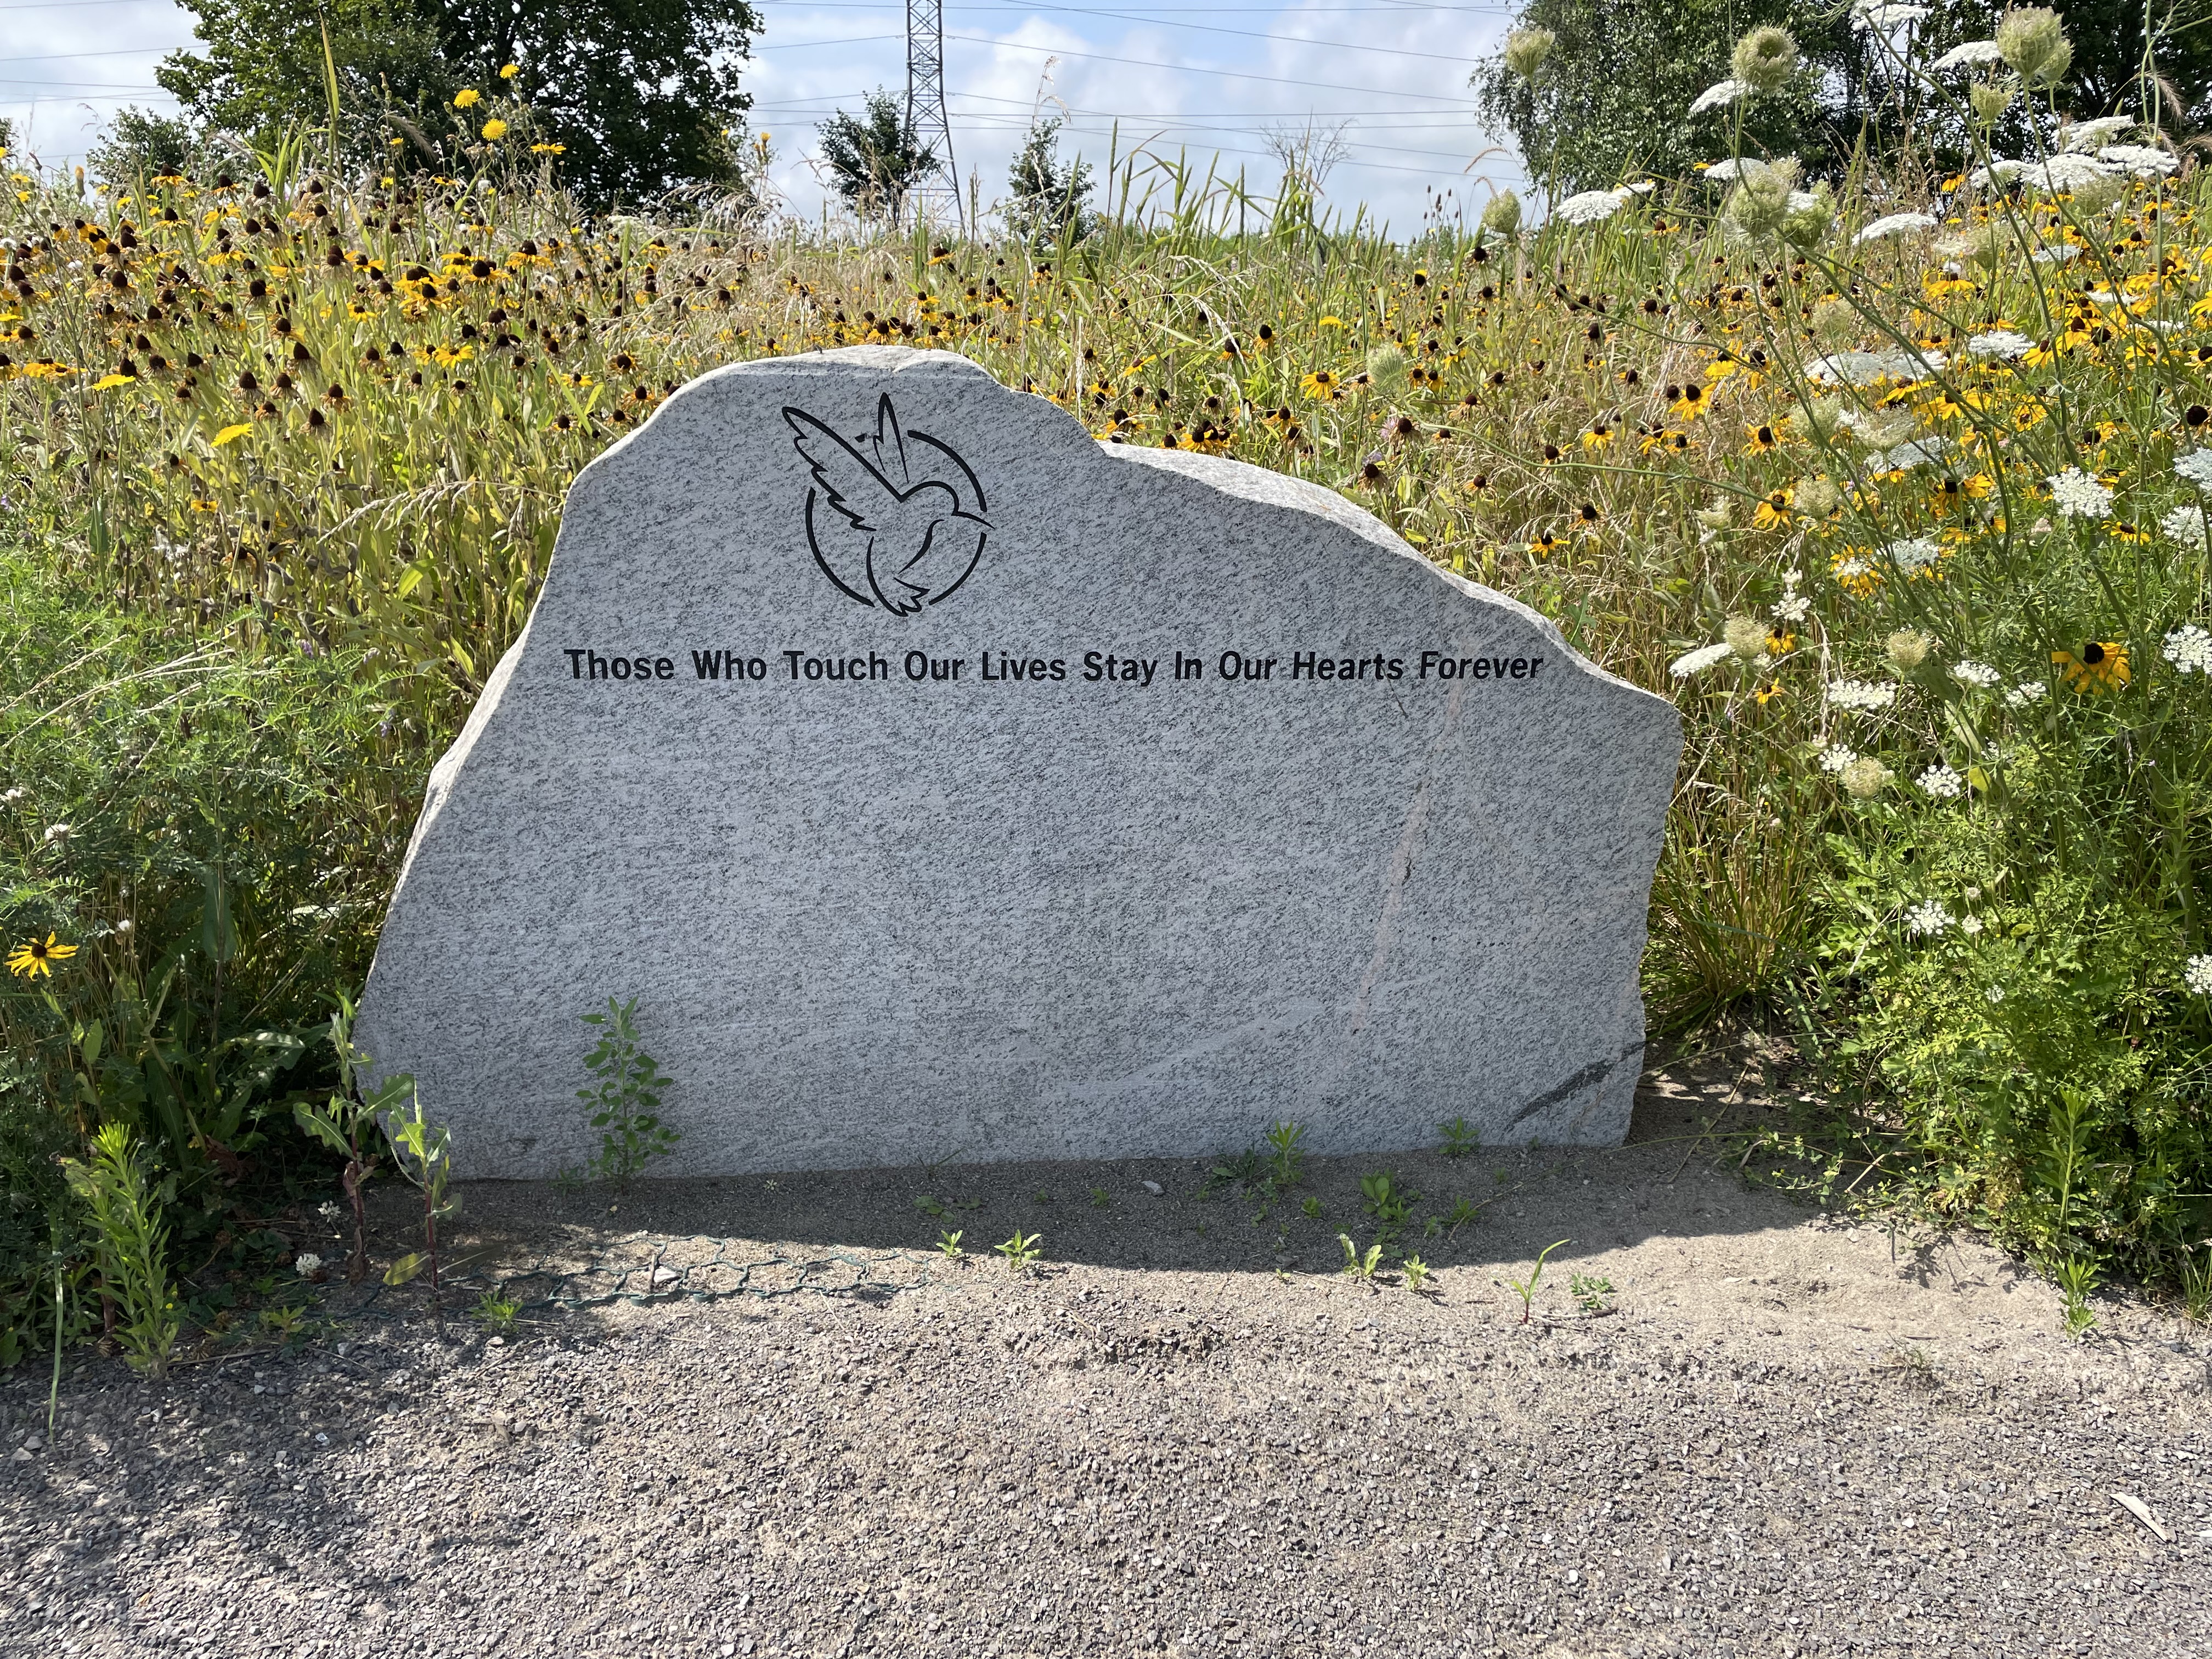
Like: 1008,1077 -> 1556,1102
1,0 -> 1525,232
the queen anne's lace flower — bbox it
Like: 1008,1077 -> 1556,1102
2163,505 -> 2210,552
2175,450 -> 2212,492
1852,0 -> 1928,25
295,1253 -> 325,1278
1950,660 -> 2000,688
1816,743 -> 1858,773
2046,467 -> 2113,518
1808,347 -> 1948,385
1555,189 -> 1628,226
2002,680 -> 2048,708
1905,900 -> 1951,936
2025,154 -> 2118,191
1929,38 -> 2004,69
2163,625 -> 2212,675
2031,244 -> 2082,265
1669,641 -> 1734,678
2098,144 -> 2176,178
2061,116 -> 2137,151
1884,537 -> 1942,572
2186,955 -> 2212,996
1826,679 -> 1898,712
1967,330 -> 2034,359
1854,212 -> 1938,244
1688,79 -> 1755,116
1917,764 -> 1965,798
1773,592 -> 1811,623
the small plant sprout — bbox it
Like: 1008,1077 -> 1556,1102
1301,1196 -> 1323,1220
1506,1239 -> 1572,1324
1438,1116 -> 1480,1159
1402,1255 -> 1435,1295
995,1229 -> 1043,1272
1338,1233 -> 1383,1285
1265,1120 -> 1308,1186
295,991 -> 408,1283
913,1194 -> 947,1218
1570,1272 -> 1615,1315
382,1086 -> 456,1311
578,996 -> 679,1184
59,1124 -> 178,1379
1359,1171 -> 1417,1229
1445,1197 -> 1485,1235
474,1290 -> 522,1335
936,1229 -> 965,1260
259,1305 -> 308,1345
1089,1186 -> 1111,1208
2180,1243 -> 2211,1326
2057,1254 -> 2098,1338
1033,1188 -> 1051,1205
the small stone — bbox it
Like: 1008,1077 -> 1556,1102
1142,1181 -> 1165,1196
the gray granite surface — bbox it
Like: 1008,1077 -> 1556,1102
356,347 -> 1681,1177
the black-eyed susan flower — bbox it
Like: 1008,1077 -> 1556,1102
7,932 -> 77,978
1745,421 -> 1781,453
1575,502 -> 1603,530
1299,369 -> 1336,400
1581,423 -> 1613,450
1668,382 -> 1708,421
2052,641 -> 2129,692
1752,489 -> 1793,529
1528,530 -> 1564,557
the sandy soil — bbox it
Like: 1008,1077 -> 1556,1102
3,1056 -> 2208,1658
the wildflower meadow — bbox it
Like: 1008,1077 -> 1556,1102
2,5 -> 2209,1360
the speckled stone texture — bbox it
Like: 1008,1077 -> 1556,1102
356,347 -> 1680,1177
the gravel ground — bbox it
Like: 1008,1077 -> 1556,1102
4,1065 -> 2209,1659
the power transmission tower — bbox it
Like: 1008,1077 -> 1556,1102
904,0 -> 962,234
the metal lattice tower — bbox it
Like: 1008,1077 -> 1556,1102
904,0 -> 962,233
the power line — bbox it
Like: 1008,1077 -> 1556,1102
942,33 -> 1481,102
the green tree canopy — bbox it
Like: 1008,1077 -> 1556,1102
817,91 -> 937,226
1472,0 -> 2208,200
424,0 -> 761,206
156,0 -> 759,205
1004,115 -> 1098,242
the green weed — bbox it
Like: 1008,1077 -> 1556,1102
1506,1239 -> 1571,1325
578,997 -> 678,1186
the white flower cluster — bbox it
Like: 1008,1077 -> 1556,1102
1966,330 -> 2034,360
1854,212 -> 1938,244
1851,0 -> 1928,27
2164,625 -> 2212,675
2002,680 -> 2048,708
2162,505 -> 2210,552
1905,900 -> 1951,937
1883,437 -> 1954,471
1689,79 -> 1755,117
295,1254 -> 325,1278
1827,679 -> 1898,712
2100,145 -> 2177,179
1808,347 -> 1948,386
1555,184 -> 1650,226
2030,244 -> 2082,266
2187,955 -> 2212,997
1832,555 -> 1874,583
2046,467 -> 2113,518
1950,660 -> 2000,689
1774,592 -> 1812,624
2061,116 -> 2139,152
2176,450 -> 2212,492
1917,764 -> 1965,799
1883,536 -> 1942,572
1929,39 -> 2004,69
1816,743 -> 1858,774
1669,641 -> 1734,678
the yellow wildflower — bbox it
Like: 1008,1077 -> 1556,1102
7,933 -> 77,979
481,119 -> 509,142
455,88 -> 480,108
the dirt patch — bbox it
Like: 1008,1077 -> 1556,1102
4,1060 -> 2208,1658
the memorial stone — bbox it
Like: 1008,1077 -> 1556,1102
357,347 -> 1681,1176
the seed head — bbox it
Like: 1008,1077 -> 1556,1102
1365,343 -> 1409,394
1995,7 -> 2070,86
1503,26 -> 1556,82
1886,629 -> 1935,672
1730,25 -> 1799,95
1810,300 -> 1857,350
1794,475 -> 1842,517
1723,616 -> 1768,659
1968,80 -> 2017,126
1841,757 -> 1892,799
1782,182 -> 1837,251
1480,189 -> 1523,240
1723,157 -> 1799,240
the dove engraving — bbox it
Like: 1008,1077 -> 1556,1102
784,394 -> 991,615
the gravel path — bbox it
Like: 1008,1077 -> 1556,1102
5,1076 -> 2209,1658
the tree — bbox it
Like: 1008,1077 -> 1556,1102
1004,115 -> 1097,242
423,0 -> 762,207
87,109 -> 205,189
156,0 -> 456,166
157,0 -> 760,205
1472,0 -> 2208,200
818,91 -> 938,226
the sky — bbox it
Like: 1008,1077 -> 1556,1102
0,0 -> 1527,234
